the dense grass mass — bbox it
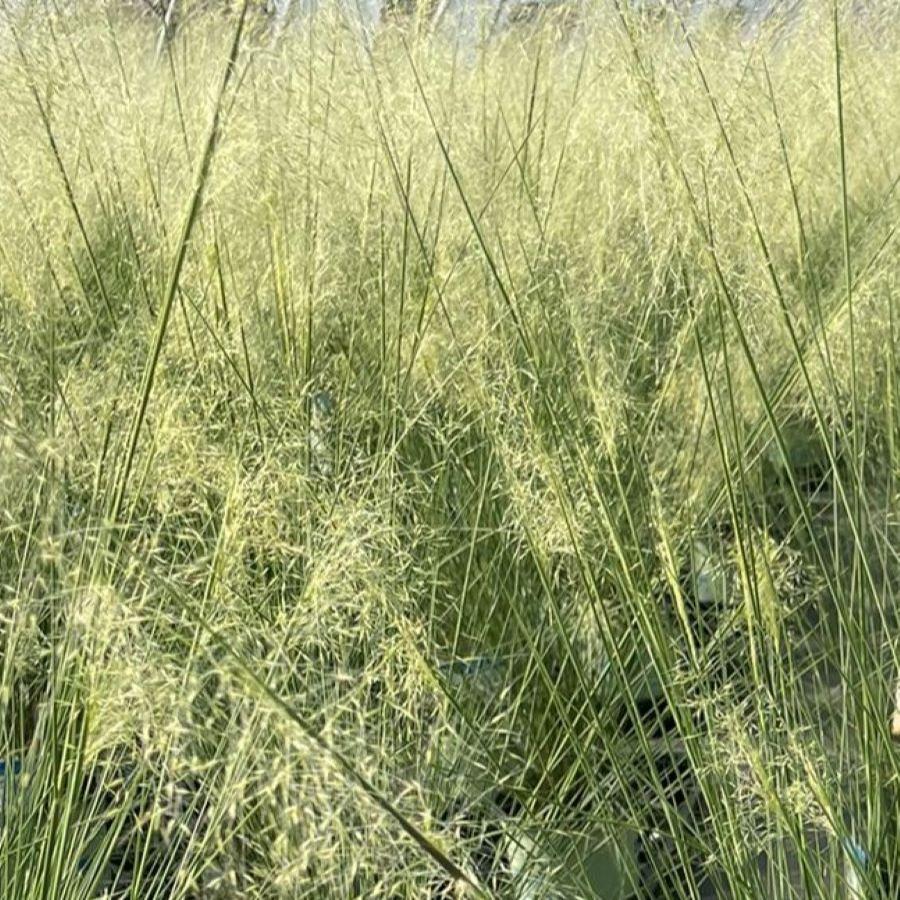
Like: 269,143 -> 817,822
1,1 -> 899,896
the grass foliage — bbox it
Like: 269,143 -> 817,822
1,0 -> 899,896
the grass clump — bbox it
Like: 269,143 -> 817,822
1,0 -> 899,896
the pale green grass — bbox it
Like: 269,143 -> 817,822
0,1 -> 899,897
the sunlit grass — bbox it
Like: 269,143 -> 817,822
0,0 -> 899,896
